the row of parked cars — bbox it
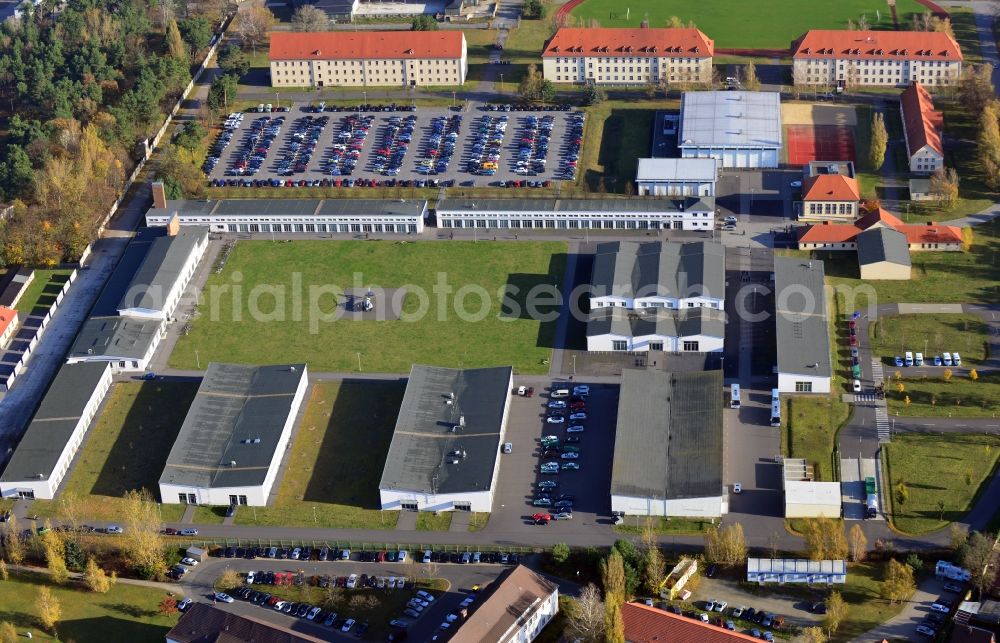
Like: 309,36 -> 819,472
894,351 -> 962,368
469,114 -> 507,176
916,580 -> 966,637
558,112 -> 584,181
302,102 -> 417,113
221,582 -> 370,636
513,114 -> 553,176
324,113 -> 374,176
532,384 -> 590,522
371,115 -> 416,176
482,103 -> 573,112
656,600 -> 781,641
224,116 -> 284,177
275,115 -> 327,176
417,114 -> 461,175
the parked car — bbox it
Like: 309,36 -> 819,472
214,592 -> 234,603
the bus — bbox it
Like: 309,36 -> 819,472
769,388 -> 781,427
730,384 -> 741,409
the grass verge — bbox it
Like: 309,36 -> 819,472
782,395 -> 851,482
884,433 -> 1000,534
234,381 -> 403,530
16,269 -> 74,315
887,373 -> 1000,417
870,314 -> 989,365
613,516 -> 714,535
467,513 -> 490,532
415,512 -> 453,531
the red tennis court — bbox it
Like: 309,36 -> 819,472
786,125 -> 855,165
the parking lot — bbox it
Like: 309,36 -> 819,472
489,382 -> 619,533
204,102 -> 582,189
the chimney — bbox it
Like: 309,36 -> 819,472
151,181 -> 167,209
167,213 -> 181,237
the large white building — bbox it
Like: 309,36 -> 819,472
636,158 -> 718,197
116,221 -> 208,320
782,458 -> 842,518
774,257 -> 831,394
66,316 -> 165,373
792,30 -> 962,88
541,27 -> 714,86
269,31 -> 467,87
146,195 -> 428,235
158,363 -> 309,507
0,363 -> 113,500
379,365 -> 513,513
678,91 -> 782,168
449,565 -> 559,643
435,197 -> 716,232
587,241 -> 725,353
611,369 -> 726,517
900,82 -> 945,174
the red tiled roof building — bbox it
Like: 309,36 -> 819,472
900,82 -> 945,173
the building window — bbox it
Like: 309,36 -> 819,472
612,340 -> 627,351
683,340 -> 699,351
795,381 -> 813,393
649,342 -> 663,351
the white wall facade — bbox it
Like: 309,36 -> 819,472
159,367 -> 309,507
680,146 -> 779,169
800,200 -> 858,222
543,55 -> 712,85
777,372 -> 831,394
498,591 -> 560,643
908,145 -> 944,174
435,206 -> 715,232
798,241 -> 857,251
118,233 -> 209,321
637,178 -> 715,197
271,41 -> 468,87
590,295 -> 724,311
65,322 -> 164,373
146,211 -> 425,235
0,310 -> 18,349
611,493 -> 725,518
793,58 -> 961,88
0,364 -> 113,500
587,333 -> 724,353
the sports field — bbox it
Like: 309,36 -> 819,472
569,0 -> 929,49
170,241 -> 567,374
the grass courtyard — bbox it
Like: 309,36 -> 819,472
170,241 -> 567,374
16,269 -> 74,315
884,433 -> 1000,534
887,373 -> 1000,418
568,0 -> 928,49
0,570 -> 176,642
234,380 -> 404,530
32,381 -> 198,523
870,314 -> 990,366
782,394 -> 851,482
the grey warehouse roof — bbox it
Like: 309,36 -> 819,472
118,226 -> 208,313
591,241 -> 725,301
147,198 -> 427,219
379,365 -> 512,496
0,362 -> 110,484
68,316 -> 161,360
436,197 -> 714,214
679,91 -> 782,149
857,227 -> 911,267
91,226 -> 168,317
773,257 -> 832,378
159,363 -> 307,490
611,369 -> 723,500
636,158 -> 718,182
587,307 -> 725,339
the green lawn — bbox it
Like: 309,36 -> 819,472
577,99 -> 673,193
887,373 -> 1000,418
782,395 -> 851,482
169,241 -> 567,374
415,512 -> 453,531
502,6 -> 559,88
815,217 -> 1000,306
234,380 -> 403,530
870,314 -> 990,365
32,382 -> 198,523
0,570 -> 176,642
16,269 -> 73,315
613,516 -> 715,535
568,0 -> 927,49
884,433 -> 1000,534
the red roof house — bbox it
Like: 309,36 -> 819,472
900,82 -> 945,173
623,602 -> 760,643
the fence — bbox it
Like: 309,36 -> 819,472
180,538 -> 537,556
1,268 -> 77,392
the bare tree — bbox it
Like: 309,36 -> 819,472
848,524 -> 868,562
565,583 -> 606,642
236,5 -> 276,51
928,167 -> 960,209
959,531 -> 997,597
291,4 -> 329,31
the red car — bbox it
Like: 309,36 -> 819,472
526,386 -> 534,397
532,512 -> 552,525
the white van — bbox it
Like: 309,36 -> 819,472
904,351 -> 914,367
730,384 -> 741,409
551,388 -> 570,398
952,352 -> 962,366
942,352 -> 953,366
915,352 -> 924,367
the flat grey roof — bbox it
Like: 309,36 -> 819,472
591,241 -> 725,301
636,158 -> 718,182
679,91 -> 782,149
587,307 -> 725,340
379,365 -> 512,496
806,161 -> 855,178
436,197 -> 714,214
159,363 -> 307,490
68,316 -> 161,360
908,178 -> 932,193
0,267 -> 34,309
857,227 -> 911,267
0,362 -> 110,484
611,369 -> 723,500
148,199 -> 427,219
118,227 -> 208,313
91,227 -> 168,317
773,257 -> 832,378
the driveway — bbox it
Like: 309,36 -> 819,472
845,575 -> 944,643
692,573 -> 825,632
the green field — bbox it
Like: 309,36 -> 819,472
888,373 -> 1000,417
32,382 -> 198,523
16,269 -> 74,315
782,394 -> 851,482
234,380 -> 404,530
0,570 -> 176,642
870,314 -> 990,365
568,0 -> 928,49
170,241 -> 567,374
884,433 -> 1000,534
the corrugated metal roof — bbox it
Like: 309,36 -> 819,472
857,227 -> 912,267
379,365 -> 511,496
590,241 -> 725,302
448,566 -> 558,643
436,197 -> 714,215
611,369 -> 723,500
636,158 -> 718,182
118,227 -> 208,314
149,199 -> 427,219
159,363 -> 307,490
68,316 -> 162,360
679,91 -> 782,149
773,257 -> 832,378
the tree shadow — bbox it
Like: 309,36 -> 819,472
98,603 -> 158,619
499,252 -> 568,349
60,616 -> 170,643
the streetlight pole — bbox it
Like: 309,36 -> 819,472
363,91 -> 367,108
499,73 -> 503,92
357,352 -> 362,372
452,91 -> 456,108
275,92 -> 279,110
